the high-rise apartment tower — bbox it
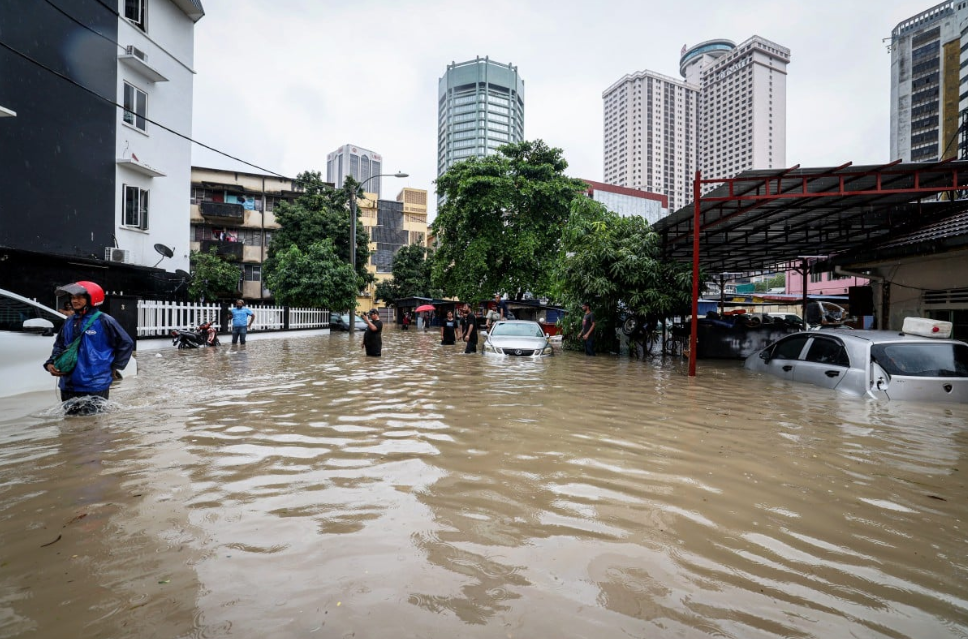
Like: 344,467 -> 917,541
437,57 -> 524,177
890,1 -> 968,162
326,144 -> 383,199
602,71 -> 698,212
603,36 -> 789,211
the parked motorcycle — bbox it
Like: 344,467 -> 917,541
170,321 -> 220,348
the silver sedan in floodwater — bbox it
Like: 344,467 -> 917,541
744,321 -> 968,402
482,320 -> 554,357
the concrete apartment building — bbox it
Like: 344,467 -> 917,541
890,1 -> 968,162
603,36 -> 789,212
326,144 -> 384,199
0,0 -> 204,303
690,36 -> 790,187
189,168 -> 304,301
354,188 -> 429,309
437,57 -> 524,178
602,71 -> 698,212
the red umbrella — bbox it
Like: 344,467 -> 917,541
414,304 -> 436,313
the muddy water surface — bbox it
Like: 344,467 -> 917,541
1,327 -> 966,638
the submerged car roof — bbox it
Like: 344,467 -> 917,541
812,329 -> 965,345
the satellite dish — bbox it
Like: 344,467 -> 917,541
173,269 -> 190,292
153,243 -> 174,267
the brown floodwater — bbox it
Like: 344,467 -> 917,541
1,327 -> 966,638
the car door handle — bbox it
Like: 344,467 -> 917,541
782,365 -> 793,372
825,370 -> 840,378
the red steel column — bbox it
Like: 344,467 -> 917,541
689,171 -> 701,377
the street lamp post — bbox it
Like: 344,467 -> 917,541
348,172 -> 408,334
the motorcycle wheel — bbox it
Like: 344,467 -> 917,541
622,316 -> 641,337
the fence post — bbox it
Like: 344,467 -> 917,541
220,303 -> 230,336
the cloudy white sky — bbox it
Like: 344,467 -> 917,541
190,0 -> 935,217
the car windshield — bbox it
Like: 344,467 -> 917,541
491,323 -> 545,338
872,342 -> 968,377
0,294 -> 65,332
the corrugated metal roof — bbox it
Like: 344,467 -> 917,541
651,160 -> 968,273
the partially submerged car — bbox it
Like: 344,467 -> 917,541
330,313 -> 368,332
744,317 -> 968,402
482,320 -> 554,357
0,288 -> 137,400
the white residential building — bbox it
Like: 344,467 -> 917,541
113,0 -> 204,274
602,70 -> 698,212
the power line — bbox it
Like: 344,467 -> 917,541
0,38 -> 291,180
42,0 -> 122,51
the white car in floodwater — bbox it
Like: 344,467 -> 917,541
482,320 -> 554,357
0,288 -> 137,400
744,317 -> 968,403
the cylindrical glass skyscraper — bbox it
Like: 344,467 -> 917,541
437,56 -> 524,177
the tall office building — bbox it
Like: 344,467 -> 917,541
691,36 -> 790,186
326,144 -> 383,198
603,71 -> 698,212
437,56 -> 524,177
603,36 -> 789,211
890,1 -> 968,162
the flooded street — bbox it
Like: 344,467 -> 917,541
1,327 -> 967,639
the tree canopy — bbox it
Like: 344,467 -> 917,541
263,171 -> 374,308
263,240 -> 358,309
188,248 -> 241,302
431,140 -> 588,303
553,197 -> 697,350
374,244 -> 440,304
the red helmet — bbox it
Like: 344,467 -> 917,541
56,281 -> 105,307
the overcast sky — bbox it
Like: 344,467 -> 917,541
190,0 -> 935,217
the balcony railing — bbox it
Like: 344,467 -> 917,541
199,201 -> 244,222
200,240 -> 244,261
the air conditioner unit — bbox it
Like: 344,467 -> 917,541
125,45 -> 147,62
104,247 -> 131,263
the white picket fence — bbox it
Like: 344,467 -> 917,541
137,300 -> 330,337
138,300 -> 221,337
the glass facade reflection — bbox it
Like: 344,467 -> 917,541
437,57 -> 525,177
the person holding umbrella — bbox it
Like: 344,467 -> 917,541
414,303 -> 435,332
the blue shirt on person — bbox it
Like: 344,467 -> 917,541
231,306 -> 254,327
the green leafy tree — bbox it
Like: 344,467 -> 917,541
263,240 -> 358,309
753,273 -> 785,292
553,197 -> 696,352
374,244 -> 440,304
431,140 -> 588,303
263,171 -> 374,306
188,248 -> 241,302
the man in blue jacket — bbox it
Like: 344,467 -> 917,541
43,281 -> 134,414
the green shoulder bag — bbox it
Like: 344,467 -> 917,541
52,310 -> 101,374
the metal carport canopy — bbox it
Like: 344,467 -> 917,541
651,159 -> 968,273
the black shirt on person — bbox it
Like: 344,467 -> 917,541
363,318 -> 383,356
441,318 -> 458,345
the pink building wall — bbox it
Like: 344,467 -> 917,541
784,268 -> 867,296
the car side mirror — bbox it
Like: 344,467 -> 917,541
23,317 -> 54,334
759,350 -> 771,362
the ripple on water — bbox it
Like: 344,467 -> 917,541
1,334 -> 966,638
